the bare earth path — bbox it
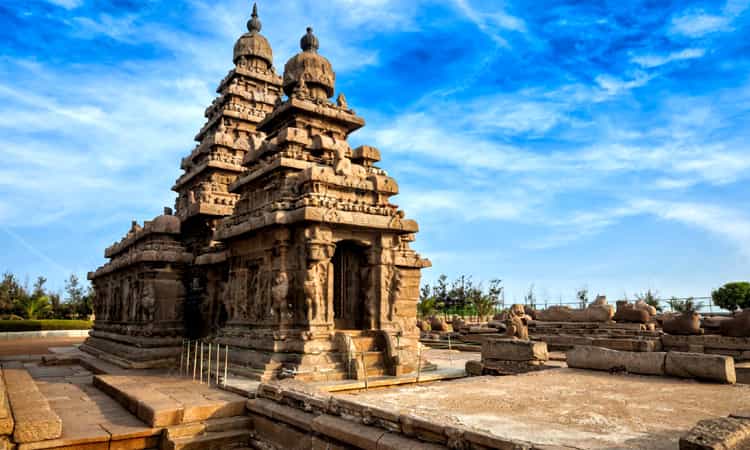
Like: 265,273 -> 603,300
0,337 -> 85,356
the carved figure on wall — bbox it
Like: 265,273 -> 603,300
336,92 -> 348,109
505,304 -> 531,340
141,282 -> 156,323
271,272 -> 289,321
303,264 -> 321,322
333,141 -> 352,176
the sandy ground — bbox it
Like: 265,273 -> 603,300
342,367 -> 750,449
0,336 -> 85,356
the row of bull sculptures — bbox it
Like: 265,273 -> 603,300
419,296 -> 750,338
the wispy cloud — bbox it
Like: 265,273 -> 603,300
631,48 -> 706,68
44,0 -> 83,10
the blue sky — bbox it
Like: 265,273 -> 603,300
1,0 -> 749,304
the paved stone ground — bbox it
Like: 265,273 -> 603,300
342,367 -> 750,449
15,361 -> 160,449
0,337 -> 85,356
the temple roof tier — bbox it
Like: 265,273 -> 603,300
257,96 -> 364,135
103,209 -> 180,258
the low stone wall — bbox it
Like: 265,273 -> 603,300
248,381 -> 571,449
567,346 -> 737,384
529,321 -> 662,352
662,334 -> 750,361
0,330 -> 90,340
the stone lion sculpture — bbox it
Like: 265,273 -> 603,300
505,304 -> 532,340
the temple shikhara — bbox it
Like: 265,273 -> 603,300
83,5 -> 431,381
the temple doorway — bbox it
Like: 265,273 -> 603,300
332,241 -> 367,330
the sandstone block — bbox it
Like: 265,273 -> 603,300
665,352 -> 736,384
680,417 -> 750,450
312,414 -> 385,450
566,346 -> 667,376
482,338 -> 548,362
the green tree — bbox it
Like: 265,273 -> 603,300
470,279 -> 502,319
64,274 -> 93,318
0,272 -> 26,314
19,294 -> 52,319
668,297 -> 701,313
636,289 -> 662,312
712,282 -> 750,311
576,286 -> 589,309
524,284 -> 536,309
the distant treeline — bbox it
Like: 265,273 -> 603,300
0,272 -> 93,320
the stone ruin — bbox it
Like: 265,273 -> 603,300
83,4 -> 430,381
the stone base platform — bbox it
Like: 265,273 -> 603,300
80,332 -> 182,369
662,334 -> 750,361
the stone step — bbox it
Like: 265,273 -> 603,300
93,374 -> 246,427
1,363 -> 62,443
165,429 -> 252,450
165,416 -> 252,440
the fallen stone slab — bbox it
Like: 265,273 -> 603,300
680,417 -> 750,449
566,346 -> 667,376
666,352 -> 736,384
482,338 -> 548,362
2,366 -> 62,443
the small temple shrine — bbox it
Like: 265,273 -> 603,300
83,4 -> 431,381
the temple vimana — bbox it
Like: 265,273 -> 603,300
83,4 -> 430,381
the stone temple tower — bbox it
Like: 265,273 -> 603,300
85,5 -> 430,380
172,4 -> 283,338
213,27 -> 431,381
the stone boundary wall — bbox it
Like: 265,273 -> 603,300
248,381 -> 576,450
0,330 -> 90,340
567,346 -> 736,384
662,334 -> 750,361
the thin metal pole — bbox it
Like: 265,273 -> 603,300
185,340 -> 190,377
216,343 -> 220,383
223,345 -> 228,387
179,339 -> 185,375
361,351 -> 368,391
193,340 -> 198,381
416,344 -> 422,384
200,342 -> 204,384
207,343 -> 212,387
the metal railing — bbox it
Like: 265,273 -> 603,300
179,339 -> 230,388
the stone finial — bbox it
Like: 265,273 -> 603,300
336,92 -> 348,109
300,27 -> 319,52
164,207 -> 173,216
247,2 -> 262,33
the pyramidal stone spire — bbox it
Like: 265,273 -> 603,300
248,3 -> 262,33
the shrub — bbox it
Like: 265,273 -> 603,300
712,282 -> 750,312
0,320 -> 92,332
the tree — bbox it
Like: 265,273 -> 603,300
576,287 -> 589,309
668,297 -> 701,313
636,289 -> 662,312
470,279 -> 502,319
712,282 -> 750,312
64,274 -> 93,318
524,284 -> 536,309
0,272 -> 25,314
19,294 -> 52,319
448,275 -> 474,314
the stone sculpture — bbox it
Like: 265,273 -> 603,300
535,298 -> 614,323
505,304 -> 531,340
719,310 -> 750,338
613,301 -> 652,323
663,311 -> 703,335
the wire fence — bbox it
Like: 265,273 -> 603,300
179,339 -> 230,388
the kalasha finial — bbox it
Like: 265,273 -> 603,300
300,26 -> 319,52
247,2 -> 262,33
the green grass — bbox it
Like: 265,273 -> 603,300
0,320 -> 92,332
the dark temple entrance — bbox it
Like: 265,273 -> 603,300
332,241 -> 367,330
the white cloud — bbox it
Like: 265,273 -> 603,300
452,0 -> 526,47
45,0 -> 83,10
670,0 -> 750,37
631,48 -> 706,68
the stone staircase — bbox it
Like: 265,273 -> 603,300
336,330 -> 390,379
161,416 -> 252,450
